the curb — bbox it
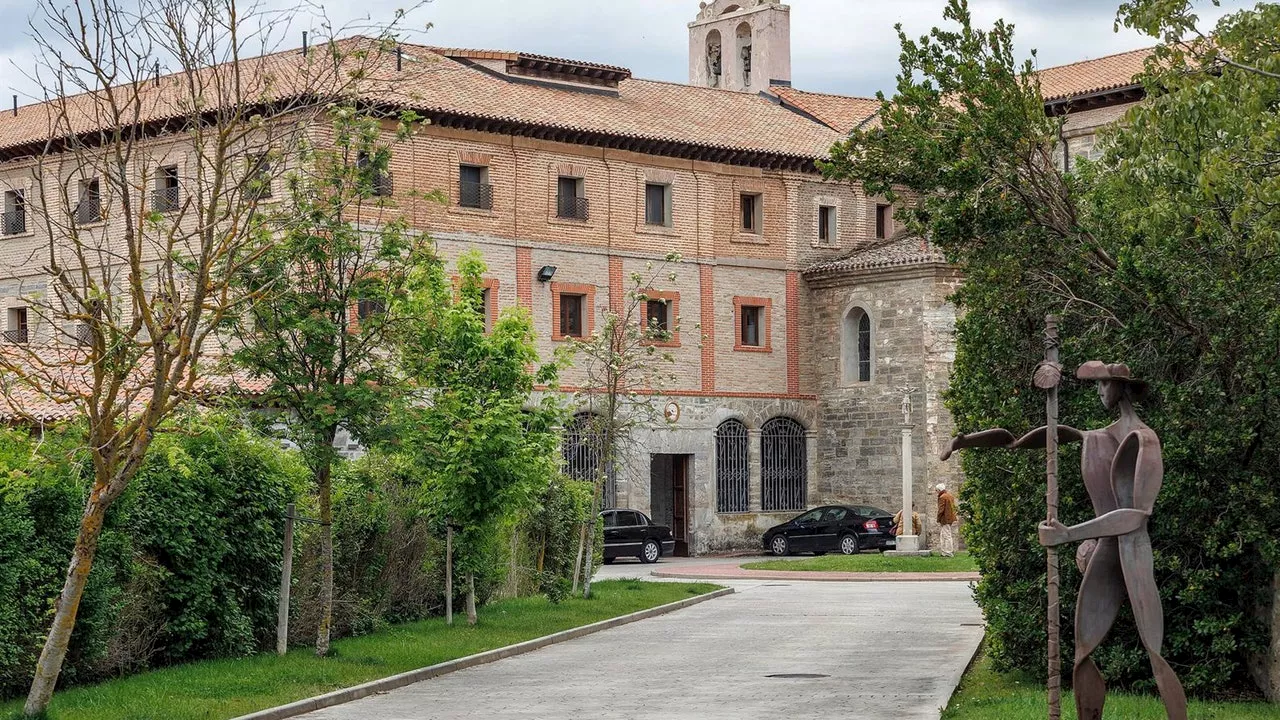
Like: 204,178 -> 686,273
232,586 -> 734,720
651,569 -> 979,583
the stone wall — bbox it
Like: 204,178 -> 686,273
806,265 -> 962,548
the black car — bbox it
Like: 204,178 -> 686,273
762,505 -> 897,556
601,509 -> 676,564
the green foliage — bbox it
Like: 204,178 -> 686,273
826,0 -> 1280,697
394,251 -> 562,606
518,474 -> 595,602
0,417 -> 305,700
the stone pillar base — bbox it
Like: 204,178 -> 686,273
884,535 -> 931,557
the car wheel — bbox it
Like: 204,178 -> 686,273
839,534 -> 860,555
770,534 -> 790,556
641,539 -> 661,564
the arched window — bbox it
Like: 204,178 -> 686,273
705,30 -> 723,88
736,22 -> 753,86
761,418 -> 806,511
715,420 -> 749,513
563,412 -> 616,508
842,307 -> 873,384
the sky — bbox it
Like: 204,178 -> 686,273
0,0 -> 1251,103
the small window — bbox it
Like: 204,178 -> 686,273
76,178 -> 101,224
357,298 -> 385,321
645,299 -> 670,334
842,307 -> 873,384
818,206 -> 835,242
248,154 -> 272,199
557,176 -> 587,219
358,151 -> 393,197
459,164 -> 492,209
3,189 -> 26,235
740,305 -> 763,347
875,203 -> 892,239
5,307 -> 28,344
645,183 -> 670,226
740,193 -> 762,233
559,293 -> 586,338
153,166 -> 179,212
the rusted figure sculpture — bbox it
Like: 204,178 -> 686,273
942,359 -> 1188,720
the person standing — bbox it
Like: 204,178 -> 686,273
936,483 -> 959,557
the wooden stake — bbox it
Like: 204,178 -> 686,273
276,503 -> 295,655
1045,315 -> 1062,720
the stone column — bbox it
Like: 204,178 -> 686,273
748,428 -> 763,512
805,430 -> 818,507
894,422 -> 922,552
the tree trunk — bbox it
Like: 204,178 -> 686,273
581,467 -> 607,600
445,525 -> 453,625
570,521 -> 587,594
24,490 -> 110,716
466,573 -> 477,626
315,459 -> 334,657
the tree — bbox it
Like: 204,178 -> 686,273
0,0 -> 415,711
824,0 -> 1280,696
566,256 -> 681,599
395,251 -> 561,625
231,104 -> 432,655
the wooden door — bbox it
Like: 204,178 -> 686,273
672,456 -> 690,556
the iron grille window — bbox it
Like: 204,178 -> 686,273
5,308 -> 28,345
645,183 -> 669,226
357,298 -> 385,321
75,178 -> 101,224
248,154 -> 272,200
358,151 -> 394,197
459,165 -> 492,209
556,176 -> 588,219
153,165 -> 180,212
740,305 -> 763,347
559,293 -> 585,338
761,417 -> 806,512
818,206 -> 835,242
3,190 -> 25,235
563,412 -> 615,508
715,419 -> 750,513
875,203 -> 892,239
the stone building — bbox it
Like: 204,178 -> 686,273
0,4 -> 1152,555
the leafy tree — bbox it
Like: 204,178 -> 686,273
566,256 -> 681,599
395,252 -> 561,625
4,0 -> 415,709
825,0 -> 1280,697
232,105 -> 434,656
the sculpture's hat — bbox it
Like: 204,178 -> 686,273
1076,361 -> 1149,397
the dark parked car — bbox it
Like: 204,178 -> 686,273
602,509 -> 676,564
762,505 -> 897,556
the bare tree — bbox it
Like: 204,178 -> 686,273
566,254 -> 682,599
0,0 -> 420,713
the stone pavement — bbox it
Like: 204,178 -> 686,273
294,578 -> 984,720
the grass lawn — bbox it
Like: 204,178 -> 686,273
944,647 -> 1280,719
741,551 -> 978,573
2,580 -> 721,720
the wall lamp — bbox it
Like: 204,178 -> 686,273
537,266 -> 557,282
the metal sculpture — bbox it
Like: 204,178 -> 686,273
941,318 -> 1187,720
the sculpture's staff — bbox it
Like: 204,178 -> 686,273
1038,315 -> 1064,720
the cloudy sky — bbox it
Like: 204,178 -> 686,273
0,0 -> 1249,102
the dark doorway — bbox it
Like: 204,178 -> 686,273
650,454 -> 691,557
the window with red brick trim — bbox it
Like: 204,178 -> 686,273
733,296 -> 772,352
551,282 -> 596,341
640,289 -> 680,347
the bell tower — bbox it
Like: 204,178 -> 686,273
689,0 -> 791,95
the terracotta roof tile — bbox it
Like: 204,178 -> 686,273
1037,47 -> 1152,102
771,86 -> 881,134
803,234 -> 945,276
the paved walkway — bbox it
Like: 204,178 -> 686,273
650,560 -> 980,583
295,579 -> 984,720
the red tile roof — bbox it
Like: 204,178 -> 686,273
770,87 -> 881,134
1037,47 -> 1152,102
803,235 -> 946,277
